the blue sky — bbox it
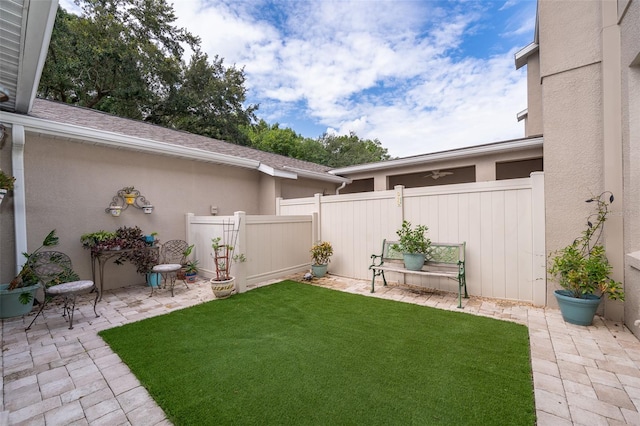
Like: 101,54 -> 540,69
61,0 -> 538,158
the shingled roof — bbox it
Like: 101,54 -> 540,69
21,98 -> 348,183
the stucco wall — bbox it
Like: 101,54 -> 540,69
2,134 -> 264,288
0,141 -> 16,285
539,0 -> 602,78
525,53 -> 543,137
541,62 -> 605,309
0,131 -> 339,289
342,146 -> 543,191
621,0 -> 640,333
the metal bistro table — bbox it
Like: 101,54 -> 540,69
91,247 -> 158,301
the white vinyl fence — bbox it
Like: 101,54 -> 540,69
276,172 -> 546,306
186,212 -> 316,292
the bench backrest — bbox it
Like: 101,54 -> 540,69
382,240 -> 465,265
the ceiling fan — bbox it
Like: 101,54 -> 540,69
424,169 -> 454,180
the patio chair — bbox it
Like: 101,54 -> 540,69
151,239 -> 189,297
25,251 -> 99,330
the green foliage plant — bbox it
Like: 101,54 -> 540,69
184,260 -> 199,274
0,169 -> 16,190
392,220 -> 432,256
548,192 -> 624,300
310,241 -> 333,265
80,230 -> 118,251
9,230 -> 59,290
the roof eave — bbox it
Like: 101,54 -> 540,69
282,166 -> 351,184
15,0 -> 58,113
514,42 -> 539,70
330,136 -> 544,176
1,111 -> 261,169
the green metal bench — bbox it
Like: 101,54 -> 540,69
369,240 -> 468,308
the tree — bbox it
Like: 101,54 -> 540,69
39,1 -> 258,144
39,0 -> 197,119
244,120 -> 308,157
146,50 -> 257,145
319,132 -> 391,167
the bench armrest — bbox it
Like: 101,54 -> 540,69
369,253 -> 384,268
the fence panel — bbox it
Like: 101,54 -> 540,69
186,212 -> 313,292
278,175 -> 545,305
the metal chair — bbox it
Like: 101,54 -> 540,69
26,251 -> 99,330
151,240 -> 189,296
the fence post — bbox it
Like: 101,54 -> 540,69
234,211 -> 248,293
185,212 -> 194,247
314,193 -> 322,242
531,172 -> 546,306
275,197 -> 282,215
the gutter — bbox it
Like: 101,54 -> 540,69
11,124 -> 27,273
330,136 -> 544,176
0,111 -> 349,184
0,112 -> 261,169
282,166 -> 351,184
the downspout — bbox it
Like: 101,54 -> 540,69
11,124 -> 27,273
335,181 -> 347,195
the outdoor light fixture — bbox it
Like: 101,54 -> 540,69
105,186 -> 154,216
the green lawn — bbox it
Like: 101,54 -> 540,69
99,280 -> 535,425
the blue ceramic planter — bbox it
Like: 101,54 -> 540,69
146,273 -> 161,287
0,283 -> 40,319
554,290 -> 602,326
311,264 -> 328,278
403,253 -> 425,271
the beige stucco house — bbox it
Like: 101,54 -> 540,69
515,0 -> 640,332
2,0 -> 640,334
0,0 -> 351,286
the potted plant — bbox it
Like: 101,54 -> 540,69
119,226 -> 158,285
144,232 -> 158,246
1,230 -> 59,318
80,230 -> 119,252
391,220 -> 432,270
177,244 -> 194,280
184,260 -> 199,283
310,241 -> 333,278
122,186 -> 137,205
548,192 -> 625,326
0,168 -> 15,206
210,220 -> 245,298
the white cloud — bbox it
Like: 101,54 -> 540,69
61,0 -> 533,158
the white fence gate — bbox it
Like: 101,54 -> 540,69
277,173 -> 546,306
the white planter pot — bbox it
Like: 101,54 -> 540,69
210,277 -> 236,299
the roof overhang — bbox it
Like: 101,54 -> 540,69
517,108 -> 528,122
514,4 -> 539,70
330,136 -> 544,176
0,0 -> 58,113
515,42 -> 539,70
0,110 -> 348,184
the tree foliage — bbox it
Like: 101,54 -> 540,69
146,50 -> 257,145
244,122 -> 390,167
38,0 -> 256,144
38,0 -> 391,165
318,132 -> 390,167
